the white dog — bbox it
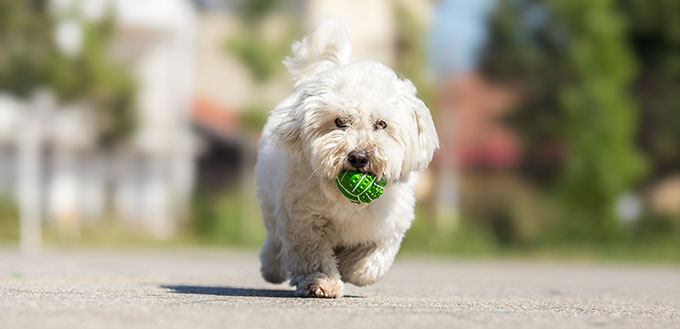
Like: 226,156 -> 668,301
254,21 -> 438,298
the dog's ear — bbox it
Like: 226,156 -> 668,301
284,20 -> 351,88
400,79 -> 439,175
273,100 -> 305,156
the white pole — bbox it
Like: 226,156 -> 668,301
18,91 -> 52,254
434,82 -> 461,232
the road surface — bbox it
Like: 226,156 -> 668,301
1,248 -> 679,329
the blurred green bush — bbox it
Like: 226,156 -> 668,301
0,197 -> 19,241
190,187 -> 265,247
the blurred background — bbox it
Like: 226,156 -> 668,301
0,0 -> 678,261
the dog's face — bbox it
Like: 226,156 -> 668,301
276,61 -> 438,188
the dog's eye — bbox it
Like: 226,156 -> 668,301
374,120 -> 387,130
335,118 -> 349,129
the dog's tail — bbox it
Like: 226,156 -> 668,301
284,20 -> 350,87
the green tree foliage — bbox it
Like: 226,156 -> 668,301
225,26 -> 299,83
225,0 -> 300,83
222,0 -> 301,137
394,4 -> 436,112
483,0 -> 645,240
555,0 -> 644,240
0,0 -> 135,146
0,0 -> 54,96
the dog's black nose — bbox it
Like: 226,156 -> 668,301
348,150 -> 369,169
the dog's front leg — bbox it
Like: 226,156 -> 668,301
336,237 -> 402,287
280,214 -> 343,298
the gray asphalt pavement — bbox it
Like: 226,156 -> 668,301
1,248 -> 679,329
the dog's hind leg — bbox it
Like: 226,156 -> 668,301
259,234 -> 288,284
258,196 -> 288,284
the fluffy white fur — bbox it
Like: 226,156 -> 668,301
254,21 -> 439,298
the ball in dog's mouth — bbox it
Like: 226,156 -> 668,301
335,170 -> 386,204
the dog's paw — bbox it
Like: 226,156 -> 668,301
296,275 -> 343,298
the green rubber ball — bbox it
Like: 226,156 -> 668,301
335,170 -> 387,204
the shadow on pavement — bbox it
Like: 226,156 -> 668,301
161,285 -> 297,298
161,284 -> 363,298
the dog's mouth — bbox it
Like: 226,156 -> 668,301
356,168 -> 375,175
336,167 -> 382,181
335,153 -> 385,181
339,164 -> 375,176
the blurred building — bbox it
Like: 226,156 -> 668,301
305,0 -> 396,65
0,0 -> 198,238
439,74 -> 520,170
193,0 -> 255,114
